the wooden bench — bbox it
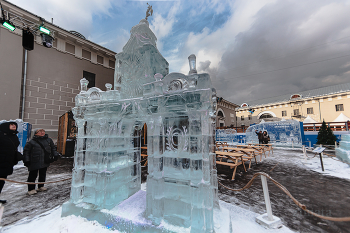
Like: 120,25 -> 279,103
238,144 -> 267,161
222,147 -> 256,169
141,146 -> 148,166
215,151 -> 246,180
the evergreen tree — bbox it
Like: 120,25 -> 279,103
316,121 -> 337,145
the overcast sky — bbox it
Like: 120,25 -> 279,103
7,0 -> 350,105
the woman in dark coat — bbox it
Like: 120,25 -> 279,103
23,128 -> 57,195
0,121 -> 20,204
262,131 -> 270,144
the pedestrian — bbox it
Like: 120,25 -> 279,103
0,121 -> 21,204
23,128 -> 58,195
262,131 -> 270,144
255,130 -> 263,144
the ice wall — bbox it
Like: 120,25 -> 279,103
246,120 -> 303,146
215,128 -> 237,143
335,134 -> 350,164
65,18 -> 218,232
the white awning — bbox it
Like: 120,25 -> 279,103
303,115 -> 318,123
333,113 -> 350,122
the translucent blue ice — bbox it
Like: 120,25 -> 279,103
336,134 -> 350,164
66,19 -> 218,232
246,120 -> 303,147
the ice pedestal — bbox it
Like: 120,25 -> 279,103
62,190 -> 232,233
335,134 -> 350,164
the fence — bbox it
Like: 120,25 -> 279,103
303,121 -> 350,132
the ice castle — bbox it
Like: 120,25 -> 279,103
335,134 -> 350,164
62,15 -> 228,232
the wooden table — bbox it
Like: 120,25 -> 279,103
215,151 -> 246,180
248,143 -> 274,157
221,147 -> 257,167
141,146 -> 148,166
236,144 -> 267,161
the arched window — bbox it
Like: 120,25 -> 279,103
259,113 -> 273,119
218,110 -> 224,117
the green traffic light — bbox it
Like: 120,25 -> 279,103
39,26 -> 50,35
2,21 -> 15,31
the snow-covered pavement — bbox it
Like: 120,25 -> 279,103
2,148 -> 350,232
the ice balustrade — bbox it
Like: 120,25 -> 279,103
246,120 -> 303,146
336,134 -> 350,164
63,17 -> 219,232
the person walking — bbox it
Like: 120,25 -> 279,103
0,121 -> 21,204
255,130 -> 263,144
262,131 -> 270,144
23,129 -> 57,195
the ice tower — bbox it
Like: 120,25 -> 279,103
62,15 -> 227,233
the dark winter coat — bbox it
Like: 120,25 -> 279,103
23,134 -> 56,171
262,134 -> 270,144
255,131 -> 263,140
0,122 -> 20,176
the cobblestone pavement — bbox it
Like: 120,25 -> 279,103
1,149 -> 350,233
217,148 -> 350,233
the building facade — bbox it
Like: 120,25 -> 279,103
236,83 -> 350,127
0,0 -> 116,137
216,98 -> 238,127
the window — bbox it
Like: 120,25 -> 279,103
82,49 -> 91,60
307,107 -> 313,114
259,113 -> 273,119
97,55 -> 104,64
282,110 -> 287,117
248,115 -> 252,120
293,109 -> 299,116
83,71 -> 95,88
336,104 -> 344,111
109,60 -> 115,68
217,111 -> 224,117
230,113 -> 234,118
65,43 -> 75,54
241,115 -> 244,121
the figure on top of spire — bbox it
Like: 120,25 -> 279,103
145,3 -> 153,20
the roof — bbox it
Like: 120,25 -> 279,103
303,115 -> 317,123
333,113 -> 350,122
237,82 -> 350,110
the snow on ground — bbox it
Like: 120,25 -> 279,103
2,200 -> 295,233
264,147 -> 350,180
3,147 -> 349,233
2,206 -> 117,233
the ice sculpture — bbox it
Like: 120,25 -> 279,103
246,120 -> 303,147
62,16 -> 223,232
335,134 -> 350,164
216,128 -> 237,143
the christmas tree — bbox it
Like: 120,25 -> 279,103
316,121 -> 337,145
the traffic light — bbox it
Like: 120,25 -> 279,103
22,29 -> 34,51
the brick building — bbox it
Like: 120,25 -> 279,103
0,0 -> 116,138
216,98 -> 239,127
236,82 -> 350,126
